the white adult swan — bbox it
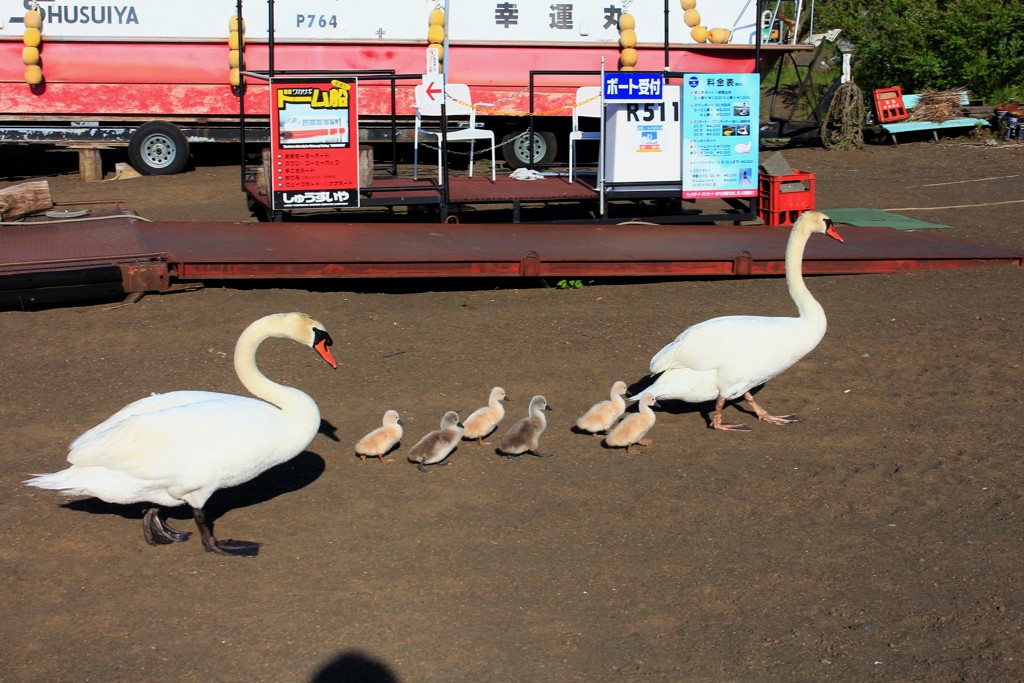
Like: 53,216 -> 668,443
644,211 -> 842,430
25,312 -> 337,557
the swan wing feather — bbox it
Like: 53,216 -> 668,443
67,394 -> 301,485
644,367 -> 720,403
651,316 -> 823,372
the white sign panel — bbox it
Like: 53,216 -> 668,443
604,85 -> 681,185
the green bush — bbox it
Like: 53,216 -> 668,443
813,0 -> 1024,103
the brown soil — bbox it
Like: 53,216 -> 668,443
2,138 -> 1023,682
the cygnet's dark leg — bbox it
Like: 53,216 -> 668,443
142,506 -> 191,545
530,450 -> 553,458
191,506 -> 259,557
417,457 -> 451,473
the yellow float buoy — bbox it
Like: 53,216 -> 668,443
619,28 -> 637,49
619,47 -> 638,68
228,49 -> 241,69
427,24 -> 445,45
229,67 -> 241,87
690,26 -> 709,43
24,9 -> 42,29
23,27 -> 42,48
228,31 -> 244,49
25,64 -> 43,85
680,0 -> 697,9
708,28 -> 732,44
619,13 -> 636,31
22,46 -> 40,65
683,9 -> 701,28
228,16 -> 244,33
428,42 -> 444,61
429,8 -> 445,26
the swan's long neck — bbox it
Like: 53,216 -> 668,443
785,224 -> 825,325
233,320 -> 316,415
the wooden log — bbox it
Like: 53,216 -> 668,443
258,147 -> 271,196
0,180 -> 53,221
359,145 -> 373,187
78,148 -> 104,182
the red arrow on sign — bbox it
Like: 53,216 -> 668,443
425,82 -> 443,101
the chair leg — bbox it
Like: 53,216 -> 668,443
469,141 -> 475,178
569,140 -> 575,183
490,139 -> 496,182
413,133 -> 420,180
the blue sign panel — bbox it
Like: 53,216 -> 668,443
681,73 -> 760,199
603,72 -> 665,102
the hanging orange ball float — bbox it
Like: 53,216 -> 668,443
428,6 -> 445,68
618,12 -> 637,71
23,9 -> 43,85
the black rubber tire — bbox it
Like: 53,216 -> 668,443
501,130 -> 558,169
128,121 -> 190,175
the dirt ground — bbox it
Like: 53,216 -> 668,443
2,137 -> 1023,683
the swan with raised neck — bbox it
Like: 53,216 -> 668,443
645,211 -> 843,430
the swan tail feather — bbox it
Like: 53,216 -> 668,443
24,468 -> 96,496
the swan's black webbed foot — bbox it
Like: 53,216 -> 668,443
192,505 -> 258,558
207,539 -> 260,557
142,507 -> 192,545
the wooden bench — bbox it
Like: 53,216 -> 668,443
880,92 -> 989,144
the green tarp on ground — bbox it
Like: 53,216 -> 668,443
822,208 -> 954,230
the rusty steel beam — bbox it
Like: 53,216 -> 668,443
119,261 -> 171,293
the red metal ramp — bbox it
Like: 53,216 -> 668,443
0,213 -> 1020,306
0,213 -> 168,306
136,219 -> 1022,280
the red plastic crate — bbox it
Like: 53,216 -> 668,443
873,86 -> 910,123
759,209 -> 803,227
758,169 -> 815,226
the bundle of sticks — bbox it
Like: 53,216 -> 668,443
907,88 -> 969,122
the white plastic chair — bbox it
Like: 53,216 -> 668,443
568,86 -> 602,182
413,83 -> 496,182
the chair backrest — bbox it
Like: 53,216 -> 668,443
414,82 -> 476,119
572,86 -> 602,129
442,83 -> 475,117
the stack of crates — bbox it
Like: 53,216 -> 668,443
758,169 -> 816,227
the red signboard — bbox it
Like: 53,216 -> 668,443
269,77 -> 360,211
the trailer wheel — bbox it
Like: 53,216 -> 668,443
501,130 -> 557,169
129,122 -> 190,175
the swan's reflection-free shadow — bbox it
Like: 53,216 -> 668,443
627,375 -> 769,425
319,418 -> 341,442
310,651 -> 399,683
63,449 -> 326,526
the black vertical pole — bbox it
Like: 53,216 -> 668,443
664,0 -> 669,70
237,0 -> 246,190
268,0 -> 275,76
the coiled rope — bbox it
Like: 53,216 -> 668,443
821,81 -> 865,150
